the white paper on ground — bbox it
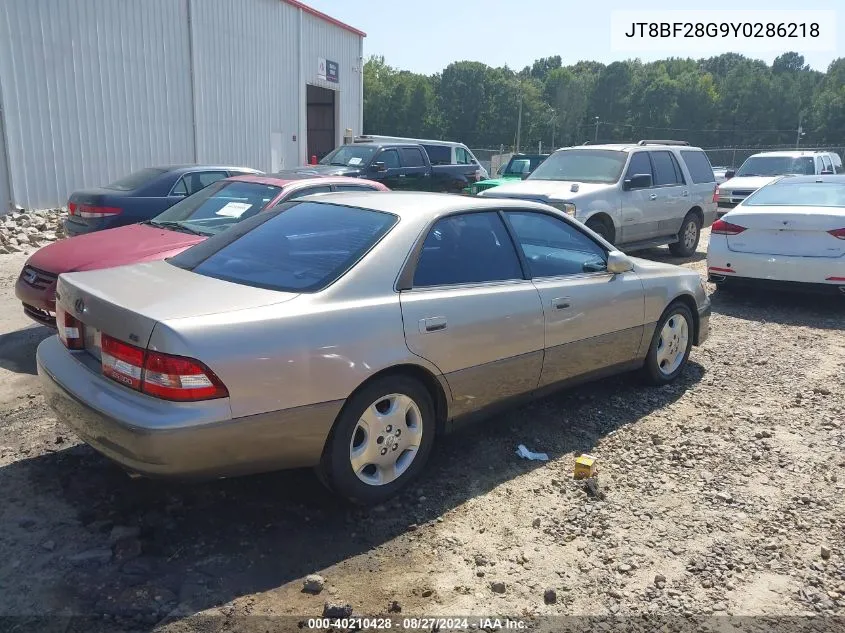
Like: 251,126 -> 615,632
515,444 -> 549,461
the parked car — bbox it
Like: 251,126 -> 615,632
478,140 -> 718,258
716,151 -> 842,214
38,191 -> 710,504
463,154 -> 550,195
277,142 -> 483,193
63,165 -> 263,237
708,175 -> 845,294
354,135 -> 489,179
16,176 -> 387,327
711,166 -> 729,184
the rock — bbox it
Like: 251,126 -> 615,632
474,554 -> 489,566
109,526 -> 141,544
17,517 -> 36,529
702,578 -> 713,588
303,574 -> 325,594
42,540 -> 56,551
813,387 -> 831,396
388,601 -> 401,613
322,602 -> 353,618
490,581 -> 506,594
821,547 -> 831,560
112,538 -> 142,562
617,563 -> 632,573
532,517 -> 541,528
716,491 -> 733,503
654,574 -> 666,586
69,548 -> 113,565
608,589 -> 623,599
421,589 -> 433,598
543,588 -> 557,604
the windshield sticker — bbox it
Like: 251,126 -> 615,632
215,201 -> 252,217
347,157 -> 363,165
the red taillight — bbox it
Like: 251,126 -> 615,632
76,204 -> 122,218
68,201 -> 77,216
828,228 -> 845,240
101,334 -> 145,390
142,351 -> 228,401
99,333 -> 227,401
712,186 -> 719,203
711,219 -> 746,235
56,304 -> 84,350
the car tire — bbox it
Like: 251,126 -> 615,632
642,301 -> 694,386
669,212 -> 702,257
318,375 -> 436,505
586,217 -> 614,245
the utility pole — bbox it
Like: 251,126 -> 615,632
795,113 -> 804,149
515,96 -> 523,154
594,116 -> 600,143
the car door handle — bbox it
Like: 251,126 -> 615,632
552,297 -> 571,310
398,174 -> 406,178
682,190 -> 689,197
419,316 -> 447,332
649,194 -> 657,200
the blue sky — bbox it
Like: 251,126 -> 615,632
303,0 -> 843,74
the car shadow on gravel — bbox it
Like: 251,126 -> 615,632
710,287 -> 844,331
0,325 -> 52,374
0,361 -> 704,627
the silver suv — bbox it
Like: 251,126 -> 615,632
479,140 -> 719,257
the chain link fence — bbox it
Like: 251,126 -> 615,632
699,145 -> 843,169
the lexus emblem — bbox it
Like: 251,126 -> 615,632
74,298 -> 85,314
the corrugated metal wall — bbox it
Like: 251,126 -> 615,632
0,0 -> 195,210
0,0 -> 364,210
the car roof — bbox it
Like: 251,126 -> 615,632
771,174 -> 845,184
152,165 -> 262,174
226,174 -> 384,188
355,135 -> 466,147
293,190 -> 554,220
555,143 -> 704,152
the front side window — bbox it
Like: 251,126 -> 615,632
505,211 -> 607,278
529,149 -> 628,184
625,152 -> 652,180
379,150 -> 400,169
170,202 -> 398,293
413,212 -> 523,287
153,180 -> 282,235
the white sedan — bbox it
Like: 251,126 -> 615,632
707,175 -> 845,295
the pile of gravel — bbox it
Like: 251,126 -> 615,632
0,209 -> 66,254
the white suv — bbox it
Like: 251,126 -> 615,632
717,150 -> 842,213
479,140 -> 718,257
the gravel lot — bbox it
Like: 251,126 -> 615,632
0,229 -> 843,631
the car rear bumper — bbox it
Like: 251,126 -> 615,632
707,243 -> 845,290
64,216 -> 115,237
14,275 -> 58,328
37,336 -> 341,478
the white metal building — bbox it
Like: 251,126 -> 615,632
0,0 -> 365,211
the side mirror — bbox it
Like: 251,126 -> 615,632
606,250 -> 634,274
724,169 -> 736,179
623,173 -> 652,190
372,162 -> 387,172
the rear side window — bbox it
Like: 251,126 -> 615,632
423,145 -> 451,165
456,147 -> 473,165
821,155 -> 833,172
170,202 -> 398,293
399,147 -> 426,168
104,168 -> 167,191
680,150 -> 715,184
651,151 -> 682,186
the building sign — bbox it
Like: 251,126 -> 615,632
326,59 -> 339,83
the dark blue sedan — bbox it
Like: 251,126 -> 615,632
64,164 -> 262,236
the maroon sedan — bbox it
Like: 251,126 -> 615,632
16,175 -> 389,327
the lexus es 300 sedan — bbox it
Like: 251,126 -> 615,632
38,192 -> 711,504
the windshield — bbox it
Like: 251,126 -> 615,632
528,149 -> 627,183
319,145 -> 377,167
503,159 -> 531,176
152,181 -> 281,236
744,182 -> 845,207
169,202 -> 398,293
104,168 -> 167,191
736,156 -> 815,177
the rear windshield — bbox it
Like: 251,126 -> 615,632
528,149 -> 627,184
320,145 -> 377,167
169,202 -> 398,293
151,181 -> 281,236
503,156 -> 547,176
744,182 -> 845,207
104,168 -> 167,191
736,156 -> 815,177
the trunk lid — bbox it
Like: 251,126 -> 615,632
56,260 -> 299,349
725,206 -> 845,257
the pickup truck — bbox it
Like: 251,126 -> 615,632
464,153 -> 550,195
275,142 -> 482,193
